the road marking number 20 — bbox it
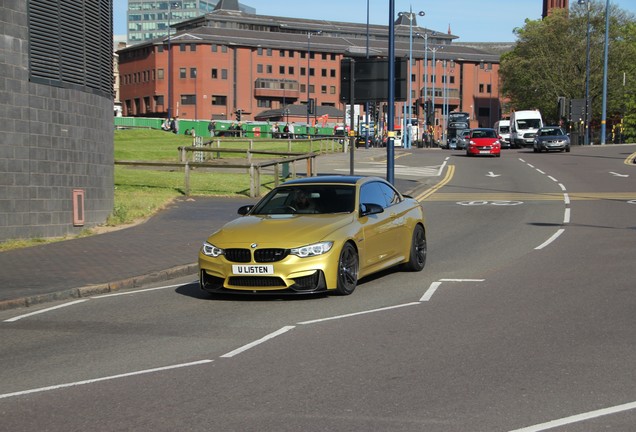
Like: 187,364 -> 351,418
456,200 -> 524,206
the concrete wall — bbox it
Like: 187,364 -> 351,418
0,2 -> 114,241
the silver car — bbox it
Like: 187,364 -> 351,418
533,127 -> 570,153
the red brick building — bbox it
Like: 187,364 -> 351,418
118,2 -> 502,133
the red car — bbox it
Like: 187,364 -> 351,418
466,128 -> 501,157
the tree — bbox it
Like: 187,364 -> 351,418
500,2 -> 636,141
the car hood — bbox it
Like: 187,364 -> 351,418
206,213 -> 356,247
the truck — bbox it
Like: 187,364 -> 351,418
510,110 -> 543,148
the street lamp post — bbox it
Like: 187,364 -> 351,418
306,31 -> 322,131
416,31 -> 428,128
166,1 -> 180,119
398,9 -> 425,149
578,0 -> 591,145
600,0 -> 610,145
428,46 -> 441,143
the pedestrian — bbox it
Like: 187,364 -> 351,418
208,119 -> 215,137
288,122 -> 295,139
170,116 -> 179,134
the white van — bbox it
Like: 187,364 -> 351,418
494,119 -> 511,149
510,110 -> 543,148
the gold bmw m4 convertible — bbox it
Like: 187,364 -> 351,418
199,176 -> 426,295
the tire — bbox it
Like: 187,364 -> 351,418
403,224 -> 427,272
335,242 -> 359,295
565,146 -> 571,153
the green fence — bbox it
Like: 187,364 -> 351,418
114,117 -> 337,139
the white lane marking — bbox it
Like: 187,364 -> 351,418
420,282 -> 442,302
3,300 -> 88,323
4,282 -> 196,323
297,303 -> 420,325
563,193 -> 570,205
558,183 -> 566,191
440,278 -> 485,282
220,326 -> 296,358
535,229 -> 565,250
93,282 -> 188,298
548,176 -> 558,182
421,279 -> 485,302
508,400 -> 636,432
437,159 -> 448,176
0,360 -> 213,400
536,169 -> 546,174
563,208 -> 571,224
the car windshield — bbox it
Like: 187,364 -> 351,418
539,128 -> 564,136
250,185 -> 356,215
499,126 -> 510,133
471,129 -> 497,138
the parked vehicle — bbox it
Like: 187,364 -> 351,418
456,129 -> 471,150
466,128 -> 501,157
533,126 -> 571,153
494,120 -> 511,149
510,110 -> 543,148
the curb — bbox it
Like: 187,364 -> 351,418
0,263 -> 199,312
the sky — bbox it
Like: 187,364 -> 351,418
113,0 -> 636,42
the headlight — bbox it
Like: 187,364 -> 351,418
290,241 -> 333,258
202,241 -> 224,257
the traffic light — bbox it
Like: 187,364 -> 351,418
425,100 -> 434,126
412,104 -> 419,116
307,98 -> 315,115
235,109 -> 242,121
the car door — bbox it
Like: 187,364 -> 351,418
358,181 -> 406,270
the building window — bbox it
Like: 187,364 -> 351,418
321,69 -> 327,77
330,69 -> 336,78
330,54 -> 336,61
221,45 -> 227,53
309,68 -> 315,77
266,65 -> 272,74
190,68 -> 197,78
330,86 -> 336,94
288,66 -> 294,75
309,84 -> 315,94
180,44 -> 186,52
321,85 -> 327,94
479,84 -> 484,93
221,69 -> 228,80
212,44 -> 218,53
257,64 -> 263,73
154,95 -> 164,106
212,95 -> 227,106
257,47 -> 263,55
157,45 -> 163,53
266,48 -> 272,56
300,84 -> 306,93
179,68 -> 186,78
190,43 -> 196,51
181,94 -> 196,105
211,68 -> 218,79
300,67 -> 306,76
279,65 -> 285,74
257,99 -> 272,108
322,53 -> 327,60
279,50 -> 285,57
487,84 -> 492,93
288,50 -> 294,58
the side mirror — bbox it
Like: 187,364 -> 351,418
238,205 -> 253,215
360,203 -> 384,217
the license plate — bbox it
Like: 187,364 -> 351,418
480,150 -> 490,154
232,265 -> 274,275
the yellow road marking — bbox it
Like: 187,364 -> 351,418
625,151 -> 636,166
416,165 -> 455,202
